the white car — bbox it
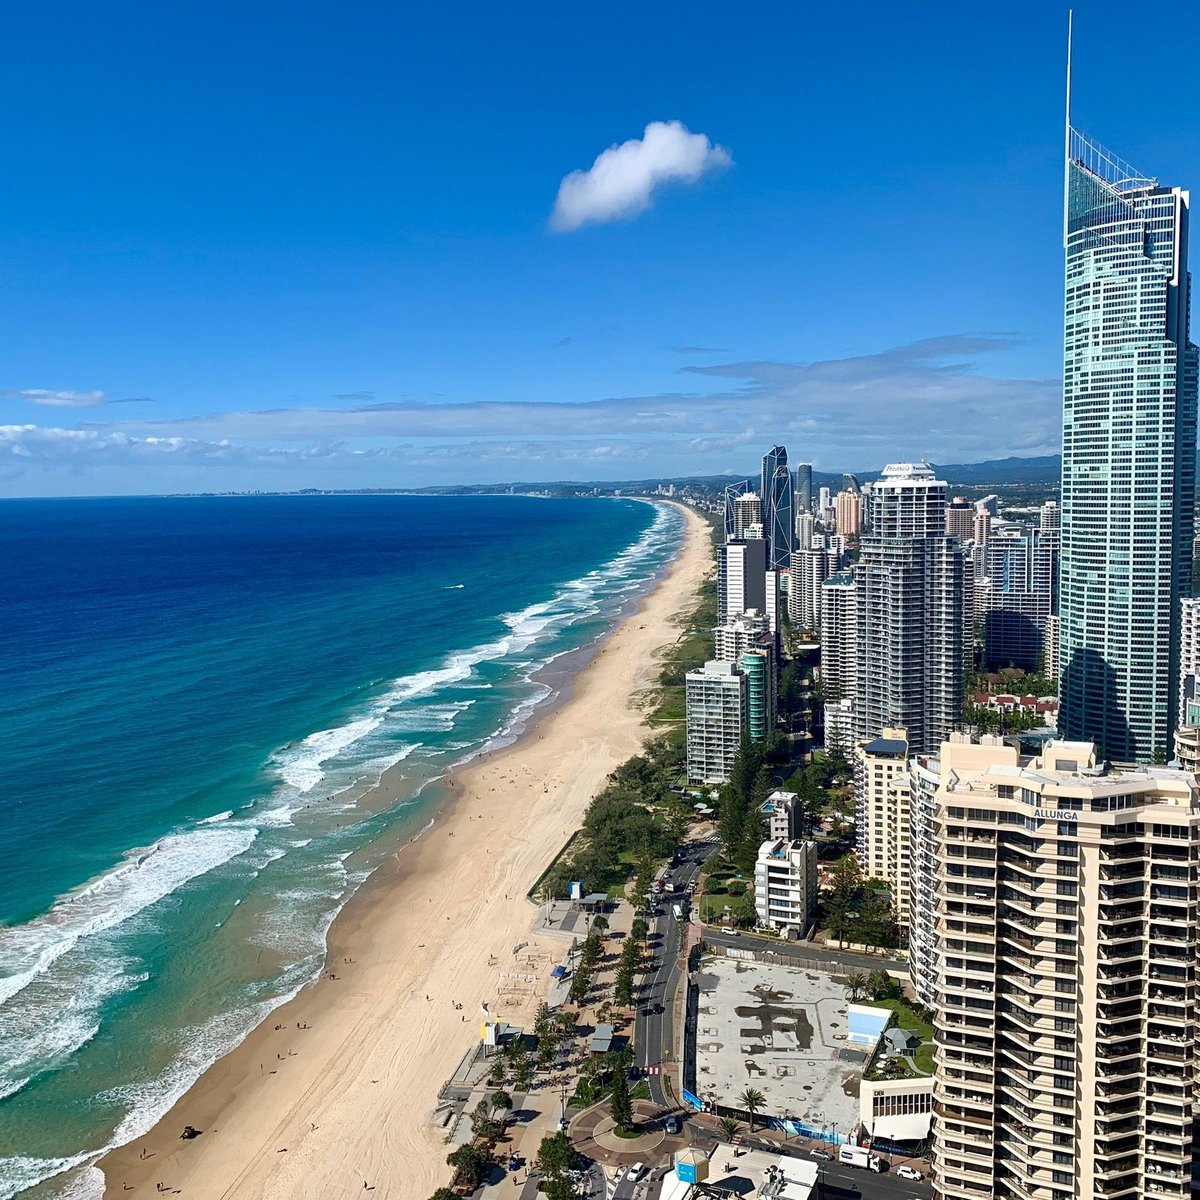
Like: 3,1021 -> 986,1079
896,1165 -> 923,1180
628,1163 -> 645,1180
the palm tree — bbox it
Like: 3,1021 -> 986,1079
718,1116 -> 740,1141
738,1087 -> 765,1132
844,972 -> 867,1002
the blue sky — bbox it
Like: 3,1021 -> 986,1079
2,0 -> 1198,495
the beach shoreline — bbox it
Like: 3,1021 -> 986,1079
97,501 -> 711,1200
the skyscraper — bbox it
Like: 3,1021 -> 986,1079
820,571 -> 858,753
717,539 -> 768,625
925,733 -> 1200,1200
1058,116 -> 1198,761
980,525 -> 1058,672
855,463 -> 964,754
794,462 -> 813,515
761,445 -> 795,570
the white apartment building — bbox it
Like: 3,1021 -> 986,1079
788,547 -> 830,631
820,571 -> 857,751
853,728 -> 911,921
855,463 -> 964,755
761,789 -> 802,841
926,733 -> 1200,1200
685,660 -> 747,784
714,609 -> 771,662
753,838 -> 818,935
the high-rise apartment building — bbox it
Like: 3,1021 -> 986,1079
820,571 -> 857,751
1059,126 -> 1198,762
739,648 -> 775,744
714,609 -> 771,662
925,733 -> 1200,1200
685,660 -> 748,784
788,546 -> 832,631
980,527 -> 1058,672
834,488 -> 862,538
795,463 -> 813,515
717,539 -> 767,625
1175,598 -> 1200,776
946,497 -> 975,540
856,463 -> 964,754
852,728 -> 911,921
761,445 -> 795,571
795,511 -> 815,552
730,493 -> 763,540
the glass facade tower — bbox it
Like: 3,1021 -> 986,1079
1059,128 -> 1198,761
761,445 -> 795,570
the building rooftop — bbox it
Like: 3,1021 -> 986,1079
693,957 -> 862,1133
861,737 -> 907,756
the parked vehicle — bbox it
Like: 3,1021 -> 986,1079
896,1165 -> 923,1180
671,903 -> 684,920
628,1163 -> 645,1180
664,1115 -> 681,1135
838,1145 -> 884,1172
808,1148 -> 832,1161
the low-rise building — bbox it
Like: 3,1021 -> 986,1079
761,789 -> 802,840
753,838 -> 818,934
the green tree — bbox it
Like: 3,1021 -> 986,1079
490,1090 -> 513,1117
447,1144 -> 493,1188
610,1064 -> 634,1133
471,1098 -> 500,1141
536,1131 -> 579,1177
430,1189 -> 459,1200
844,972 -> 867,1002
718,1115 -> 740,1141
738,1087 -> 765,1132
630,916 -> 649,943
867,969 -> 895,1000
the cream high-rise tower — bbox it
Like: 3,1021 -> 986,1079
925,734 -> 1200,1200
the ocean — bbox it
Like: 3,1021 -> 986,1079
0,493 -> 682,1200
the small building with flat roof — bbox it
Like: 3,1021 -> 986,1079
589,1023 -> 614,1056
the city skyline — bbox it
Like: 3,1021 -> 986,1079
2,3 -> 1198,495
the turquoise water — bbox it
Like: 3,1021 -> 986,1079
0,494 -> 682,1199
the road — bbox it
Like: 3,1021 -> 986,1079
631,839 -> 716,1107
702,927 -> 907,974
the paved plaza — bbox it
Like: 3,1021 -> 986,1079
692,956 -> 862,1133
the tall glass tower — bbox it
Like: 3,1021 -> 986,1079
1059,122 -> 1198,761
761,445 -> 794,570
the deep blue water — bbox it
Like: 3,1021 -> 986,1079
0,494 -> 681,1199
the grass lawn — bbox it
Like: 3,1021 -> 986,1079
871,998 -> 936,1075
630,1080 -> 651,1100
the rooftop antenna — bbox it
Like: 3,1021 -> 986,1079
1063,9 -> 1073,247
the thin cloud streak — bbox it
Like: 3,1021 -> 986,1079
1,335 -> 1062,490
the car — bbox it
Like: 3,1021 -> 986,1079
896,1165 -> 923,1180
629,1163 -> 645,1180
808,1148 -> 832,1161
664,1115 -> 681,1135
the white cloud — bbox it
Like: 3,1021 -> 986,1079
550,120 -> 731,232
0,336 -> 1063,494
8,388 -> 107,408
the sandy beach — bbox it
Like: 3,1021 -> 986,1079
98,501 -> 711,1200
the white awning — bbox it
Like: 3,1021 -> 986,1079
872,1112 -> 932,1141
